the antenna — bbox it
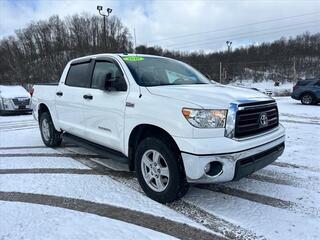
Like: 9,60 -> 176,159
133,28 -> 142,98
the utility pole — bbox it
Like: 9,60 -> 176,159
97,6 -> 112,49
293,57 -> 297,83
219,61 -> 222,84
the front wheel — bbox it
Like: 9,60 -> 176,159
39,112 -> 62,147
135,137 -> 189,203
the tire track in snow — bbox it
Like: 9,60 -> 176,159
280,113 -> 320,121
247,173 -> 320,192
280,119 -> 320,125
0,120 -> 36,126
0,191 -> 221,240
197,184 -> 320,218
0,126 -> 38,132
0,153 -> 101,158
0,145 -> 77,150
0,168 -> 100,175
271,161 -> 320,173
168,200 -> 262,240
70,156 -> 260,240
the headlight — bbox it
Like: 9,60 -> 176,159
3,98 -> 11,105
182,108 -> 227,128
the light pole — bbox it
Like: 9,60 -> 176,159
225,41 -> 233,83
97,6 -> 112,49
226,40 -> 232,53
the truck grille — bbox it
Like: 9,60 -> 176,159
12,98 -> 30,106
235,101 -> 279,138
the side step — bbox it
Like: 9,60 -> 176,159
62,132 -> 129,164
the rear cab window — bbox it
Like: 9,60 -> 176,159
296,81 -> 310,86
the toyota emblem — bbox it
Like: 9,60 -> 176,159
259,112 -> 268,127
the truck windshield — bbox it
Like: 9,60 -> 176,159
122,56 -> 211,86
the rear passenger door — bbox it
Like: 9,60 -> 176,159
55,59 -> 92,138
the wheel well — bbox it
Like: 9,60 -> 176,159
300,91 -> 315,99
128,124 -> 181,171
38,104 -> 50,122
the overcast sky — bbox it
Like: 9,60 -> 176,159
1,0 -> 320,52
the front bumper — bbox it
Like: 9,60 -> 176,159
181,134 -> 285,183
0,109 -> 32,115
291,93 -> 299,100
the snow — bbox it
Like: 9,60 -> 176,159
0,173 -> 200,229
222,178 -> 319,208
276,97 -> 320,122
0,156 -> 90,169
185,188 -> 320,240
231,80 -> 294,96
0,116 -> 42,147
0,201 -> 178,240
0,115 -> 34,124
0,85 -> 30,98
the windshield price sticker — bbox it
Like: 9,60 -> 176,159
122,56 -> 144,61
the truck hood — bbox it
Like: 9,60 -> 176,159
146,84 -> 271,108
0,86 -> 30,99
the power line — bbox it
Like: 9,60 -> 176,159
164,19 -> 320,48
169,22 -> 320,50
192,59 -> 293,66
145,11 -> 320,44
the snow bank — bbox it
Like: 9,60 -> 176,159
230,80 -> 294,96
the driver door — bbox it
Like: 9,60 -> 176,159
82,59 -> 129,152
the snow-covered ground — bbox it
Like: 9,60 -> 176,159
0,97 -> 319,240
231,80 -> 294,96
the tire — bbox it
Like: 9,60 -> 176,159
39,112 -> 62,147
135,137 -> 189,203
301,93 -> 314,105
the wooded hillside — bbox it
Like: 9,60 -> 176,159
0,12 -> 319,85
0,14 -> 132,85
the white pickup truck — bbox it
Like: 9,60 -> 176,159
32,54 -> 285,203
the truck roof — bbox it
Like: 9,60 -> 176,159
68,53 -> 167,64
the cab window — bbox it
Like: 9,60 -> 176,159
91,61 -> 125,89
65,62 -> 91,88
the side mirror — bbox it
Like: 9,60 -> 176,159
104,73 -> 127,91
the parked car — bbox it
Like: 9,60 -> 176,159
0,85 -> 32,115
291,79 -> 320,105
32,54 -> 285,203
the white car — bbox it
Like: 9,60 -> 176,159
0,85 -> 32,115
31,54 -> 285,203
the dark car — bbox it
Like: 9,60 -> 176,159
291,79 -> 320,105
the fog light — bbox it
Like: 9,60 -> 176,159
204,161 -> 223,177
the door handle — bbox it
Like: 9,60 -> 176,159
83,94 -> 93,100
56,91 -> 63,97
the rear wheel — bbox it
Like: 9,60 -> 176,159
135,137 -> 189,203
301,93 -> 314,105
39,112 -> 62,147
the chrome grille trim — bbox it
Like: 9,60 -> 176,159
225,99 -> 279,139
